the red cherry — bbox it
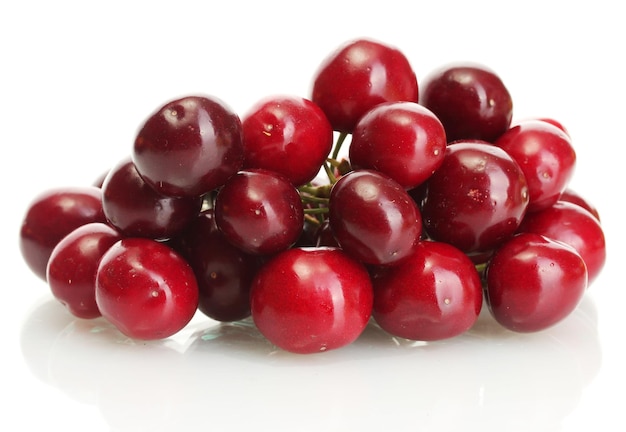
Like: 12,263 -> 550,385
518,201 -> 606,285
95,238 -> 199,340
241,95 -> 333,186
372,240 -> 483,341
420,63 -> 513,142
46,222 -> 123,319
349,101 -> 447,189
558,188 -> 600,221
329,169 -> 422,266
250,247 -> 373,354
101,157 -> 202,240
311,38 -> 418,133
421,141 -> 529,254
494,120 -> 576,212
20,186 -> 106,281
485,233 -> 587,332
133,95 -> 244,197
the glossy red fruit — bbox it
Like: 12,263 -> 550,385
95,238 -> 199,340
494,120 -> 576,212
250,247 -> 373,354
420,63 -> 513,143
172,210 -> 259,322
329,169 -> 422,266
214,169 -> 304,255
311,38 -> 418,133
46,223 -> 123,319
133,95 -> 244,197
20,186 -> 106,281
102,157 -> 202,240
558,188 -> 600,221
518,201 -> 606,285
372,240 -> 483,341
485,233 -> 587,332
241,95 -> 333,186
421,141 -> 529,254
349,101 -> 447,189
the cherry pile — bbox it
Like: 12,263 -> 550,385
19,38 -> 606,354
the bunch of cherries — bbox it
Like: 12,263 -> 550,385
19,38 -> 606,354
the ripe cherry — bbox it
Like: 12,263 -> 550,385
485,233 -> 587,332
311,38 -> 418,133
20,186 -> 106,281
133,95 -> 244,197
46,222 -> 123,319
372,240 -> 483,341
349,101 -> 447,189
558,188 -> 600,221
95,238 -> 199,340
241,95 -> 333,186
250,247 -> 373,354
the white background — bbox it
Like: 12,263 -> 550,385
2,1 -> 623,431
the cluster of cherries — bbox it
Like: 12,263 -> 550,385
19,38 -> 606,354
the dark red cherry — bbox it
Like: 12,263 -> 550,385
214,169 -> 304,255
329,169 -> 422,265
133,95 -> 244,197
241,95 -> 333,186
311,38 -> 418,133
558,188 -> 600,221
421,141 -> 529,254
101,157 -> 202,240
46,222 -> 123,319
20,186 -> 106,281
372,240 -> 483,341
420,63 -> 513,143
95,238 -> 199,340
349,101 -> 447,189
486,233 -> 587,332
250,247 -> 373,354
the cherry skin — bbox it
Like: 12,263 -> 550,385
517,201 -> 606,285
485,233 -> 587,332
372,240 -> 483,341
95,238 -> 199,340
133,95 -> 244,197
171,210 -> 260,322
349,101 -> 447,189
250,247 -> 373,354
558,188 -> 600,221
494,120 -> 576,212
101,157 -> 202,240
46,222 -> 123,319
241,95 -> 333,186
419,63 -> 513,143
329,169 -> 422,266
214,169 -> 304,255
20,186 -> 106,281
421,141 -> 529,255
311,38 -> 418,133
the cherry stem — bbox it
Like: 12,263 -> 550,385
304,207 -> 329,215
331,132 -> 348,160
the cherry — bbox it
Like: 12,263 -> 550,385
558,188 -> 600,221
95,237 -> 199,340
311,38 -> 418,133
494,120 -> 576,212
421,141 -> 529,255
20,186 -> 106,281
518,201 -> 606,285
329,169 -> 422,266
46,222 -> 123,319
372,240 -> 483,341
133,95 -> 244,197
214,169 -> 304,255
171,210 -> 260,322
349,101 -> 447,189
250,247 -> 373,354
241,95 -> 333,186
101,157 -> 202,240
419,63 -> 513,143
485,232 -> 587,332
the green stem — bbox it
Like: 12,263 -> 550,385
304,207 -> 329,215
332,131 -> 348,160
323,161 -> 337,184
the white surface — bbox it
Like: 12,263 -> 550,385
2,1 -> 623,431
